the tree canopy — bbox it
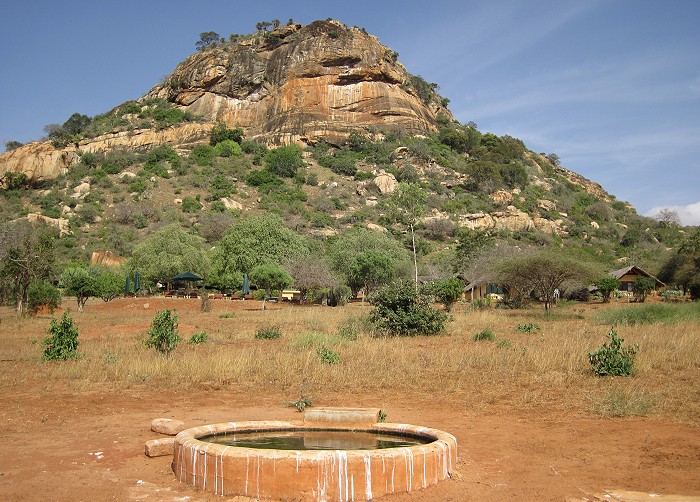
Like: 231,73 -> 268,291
211,214 -> 309,282
130,224 -> 210,287
495,250 -> 598,311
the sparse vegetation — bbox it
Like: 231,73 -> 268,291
473,328 -> 496,341
42,311 -> 80,361
255,325 -> 282,340
588,327 -> 637,377
144,309 -> 180,356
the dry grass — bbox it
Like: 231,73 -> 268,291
1,298 -> 698,423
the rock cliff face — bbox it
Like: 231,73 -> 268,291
0,20 -> 449,183
0,124 -> 212,183
145,20 -> 450,145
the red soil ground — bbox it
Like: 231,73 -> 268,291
0,298 -> 698,501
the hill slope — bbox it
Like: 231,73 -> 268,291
0,19 -> 686,281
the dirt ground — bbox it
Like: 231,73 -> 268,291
1,298 -> 699,501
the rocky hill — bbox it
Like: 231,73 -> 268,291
1,20 -> 448,184
0,19 -> 684,279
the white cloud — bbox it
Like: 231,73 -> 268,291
645,201 -> 700,226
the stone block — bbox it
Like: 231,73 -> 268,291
151,418 -> 186,435
145,437 -> 175,457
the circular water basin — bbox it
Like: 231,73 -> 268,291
172,420 -> 457,501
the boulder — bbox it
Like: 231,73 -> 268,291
151,418 -> 186,436
221,197 -> 243,211
145,437 -> 175,458
537,199 -> 556,212
373,172 -> 397,194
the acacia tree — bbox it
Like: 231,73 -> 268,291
211,214 -> 308,288
250,263 -> 292,310
196,31 -> 220,51
60,266 -> 98,312
495,250 -> 596,311
387,182 -> 427,290
347,251 -> 396,300
633,276 -> 657,302
0,221 -> 56,316
130,224 -> 210,289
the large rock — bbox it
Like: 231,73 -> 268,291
373,172 -> 397,194
145,437 -> 175,458
458,206 -> 564,235
90,250 -> 127,268
24,213 -> 71,237
144,20 -> 450,146
151,418 -> 186,436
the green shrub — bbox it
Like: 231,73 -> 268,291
145,309 -> 180,356
496,338 -> 512,349
181,196 -> 202,213
255,325 -> 282,340
190,144 -> 215,166
27,280 -> 61,315
588,327 -> 637,376
210,123 -> 244,146
473,328 -> 495,341
425,278 -> 463,311
264,145 -> 304,178
214,140 -> 243,157
318,346 -> 341,364
369,280 -> 449,336
516,322 -> 541,334
188,331 -> 208,344
43,311 -> 80,361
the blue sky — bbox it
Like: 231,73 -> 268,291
2,0 -> 699,224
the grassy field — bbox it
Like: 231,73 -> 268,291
2,297 -> 699,424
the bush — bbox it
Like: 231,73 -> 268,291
27,280 -> 61,315
43,311 -> 80,361
188,331 -> 208,344
473,328 -> 495,341
264,145 -> 304,178
369,280 -> 449,336
318,346 -> 341,364
190,144 -> 215,166
210,123 -> 244,146
425,278 -> 463,311
181,196 -> 202,213
588,327 -> 637,376
255,325 -> 282,340
516,322 -> 540,334
145,309 -> 180,356
214,140 -> 243,157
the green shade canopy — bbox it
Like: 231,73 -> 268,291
170,272 -> 204,281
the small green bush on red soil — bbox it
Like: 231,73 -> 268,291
43,311 -> 80,361
145,309 -> 180,356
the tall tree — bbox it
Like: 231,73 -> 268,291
212,214 -> 308,277
196,31 -> 220,51
495,250 -> 597,311
249,263 -> 292,310
347,251 -> 396,299
0,221 -> 56,316
130,224 -> 210,288
387,182 -> 427,290
60,266 -> 98,312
